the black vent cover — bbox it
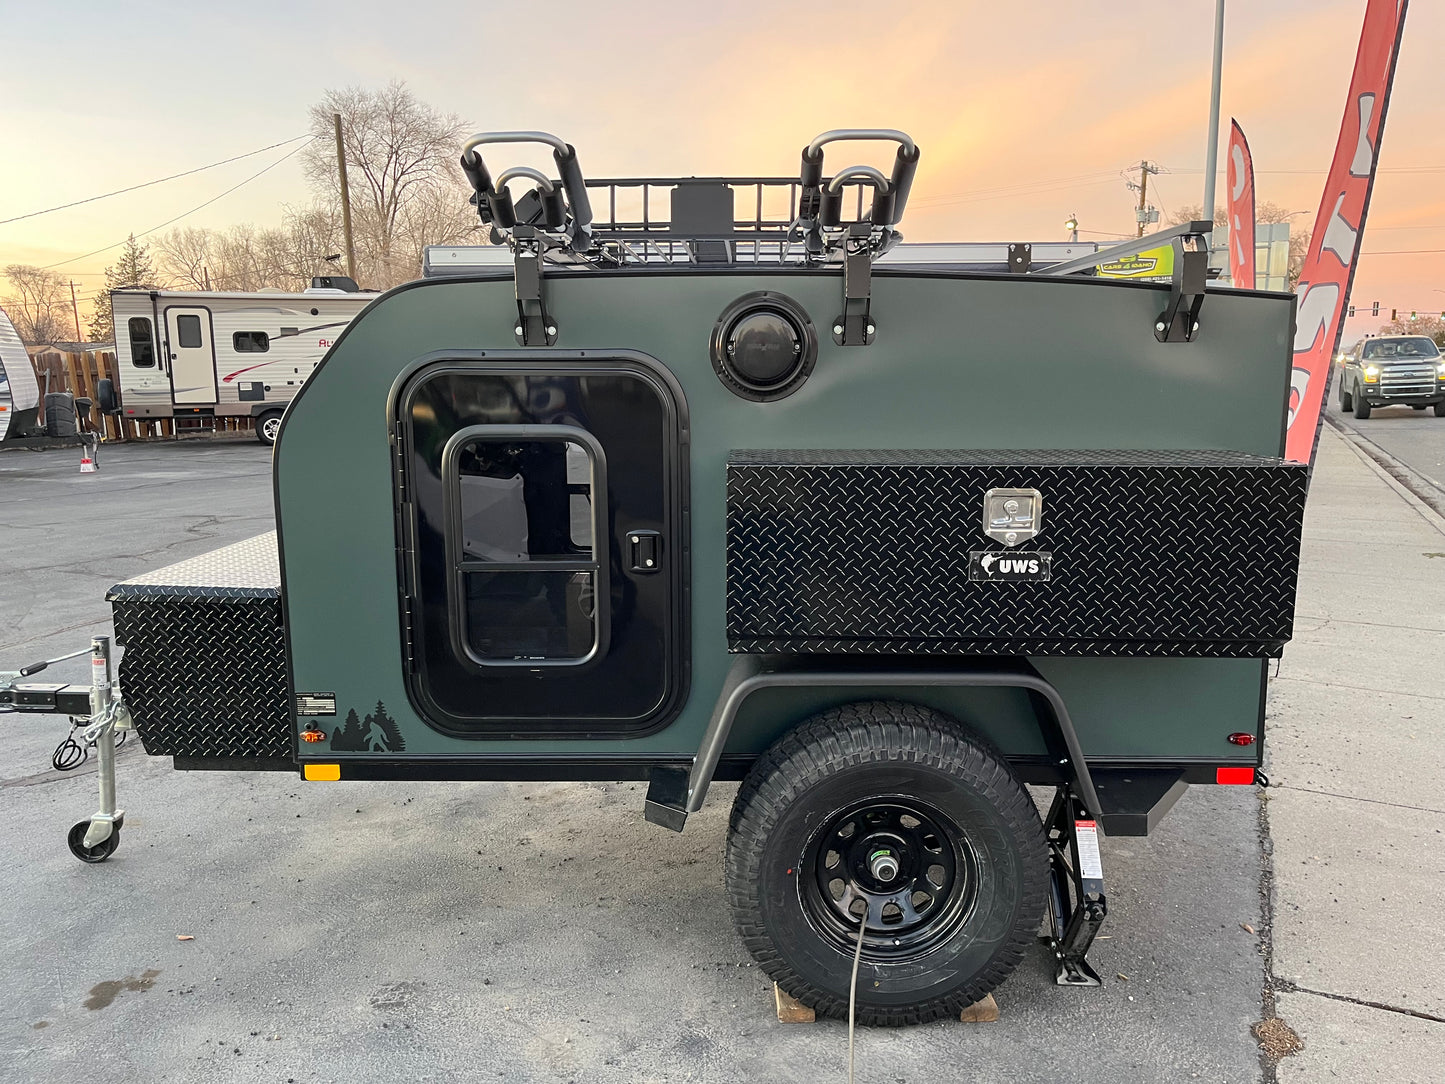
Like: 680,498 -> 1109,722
710,292 -> 817,401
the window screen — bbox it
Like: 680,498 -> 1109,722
233,331 -> 270,353
128,317 -> 156,368
176,314 -> 203,349
445,429 -> 606,665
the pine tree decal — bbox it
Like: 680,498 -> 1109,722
332,708 -> 367,752
370,700 -> 405,752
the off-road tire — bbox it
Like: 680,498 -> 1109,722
1433,402 -> 1445,417
725,701 -> 1047,1026
1340,387 -> 1353,412
1412,404 -> 1427,411
1354,392 -> 1371,419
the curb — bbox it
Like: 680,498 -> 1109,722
1321,418 -> 1445,538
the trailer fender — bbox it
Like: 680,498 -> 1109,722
657,657 -> 1102,829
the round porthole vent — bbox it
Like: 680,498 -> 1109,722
710,292 -> 817,402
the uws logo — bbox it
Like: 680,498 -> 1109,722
980,553 -> 1041,576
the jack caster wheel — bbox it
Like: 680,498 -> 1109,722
68,820 -> 119,863
726,701 -> 1047,1026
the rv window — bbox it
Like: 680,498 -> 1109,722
128,317 -> 156,367
447,431 -> 605,665
176,315 -> 203,349
233,331 -> 270,353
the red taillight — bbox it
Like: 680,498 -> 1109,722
1217,767 -> 1255,785
1227,732 -> 1256,746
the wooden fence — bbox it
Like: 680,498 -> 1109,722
23,348 -> 255,441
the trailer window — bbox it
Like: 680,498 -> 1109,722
128,317 -> 156,367
176,314 -> 203,349
444,428 -> 607,665
233,331 -> 270,353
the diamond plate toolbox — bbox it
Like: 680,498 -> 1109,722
106,533 -> 289,760
726,450 -> 1309,657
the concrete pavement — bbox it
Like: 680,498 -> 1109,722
2,426 -> 1443,1081
1264,425 -> 1445,1081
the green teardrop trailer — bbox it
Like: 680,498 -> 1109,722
4,130 -> 1307,1025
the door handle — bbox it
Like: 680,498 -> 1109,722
627,530 -> 662,572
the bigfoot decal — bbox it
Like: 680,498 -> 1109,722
331,701 -> 406,753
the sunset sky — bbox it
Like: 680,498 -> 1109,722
1,0 -> 1440,339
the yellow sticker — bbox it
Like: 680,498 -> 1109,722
303,763 -> 341,781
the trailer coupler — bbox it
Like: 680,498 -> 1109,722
1,636 -> 133,862
1043,786 -> 1108,986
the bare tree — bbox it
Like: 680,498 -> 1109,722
3,265 -> 74,345
1169,201 -> 1311,289
265,204 -> 346,288
156,226 -> 217,290
303,81 -> 469,288
1377,314 -> 1445,348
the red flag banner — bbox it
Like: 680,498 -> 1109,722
1286,0 -> 1408,465
1226,120 -> 1256,288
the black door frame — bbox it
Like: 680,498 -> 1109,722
387,350 -> 692,741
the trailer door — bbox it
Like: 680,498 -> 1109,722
394,354 -> 690,739
165,307 -> 217,405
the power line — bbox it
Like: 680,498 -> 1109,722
0,135 -> 312,227
41,139 -> 317,271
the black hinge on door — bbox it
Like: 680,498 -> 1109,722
628,530 -> 662,572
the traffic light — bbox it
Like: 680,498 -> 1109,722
1410,311 -> 1418,321
1372,301 -> 1380,316
1348,305 -> 1355,317
1391,309 -> 1398,321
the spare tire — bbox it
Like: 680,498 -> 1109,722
96,378 -> 119,415
45,393 -> 78,437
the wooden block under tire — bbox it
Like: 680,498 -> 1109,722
773,984 -> 816,1023
958,993 -> 1000,1023
771,984 -> 1000,1024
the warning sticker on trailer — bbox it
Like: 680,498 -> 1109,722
1074,820 -> 1103,880
296,692 -> 337,717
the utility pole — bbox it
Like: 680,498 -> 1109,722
333,113 -> 357,282
1202,0 -> 1226,224
68,280 -> 82,341
1128,161 -> 1161,237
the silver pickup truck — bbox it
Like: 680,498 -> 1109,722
1338,334 -> 1445,418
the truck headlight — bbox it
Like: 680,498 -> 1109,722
1437,362 -> 1445,377
1363,365 -> 1380,382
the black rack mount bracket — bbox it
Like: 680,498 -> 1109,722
832,224 -> 877,347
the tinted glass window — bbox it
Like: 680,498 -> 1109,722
450,434 -> 602,664
127,317 -> 155,368
176,314 -> 203,349
1364,337 -> 1440,359
233,331 -> 270,353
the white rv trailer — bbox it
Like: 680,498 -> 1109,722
0,304 -> 42,442
109,283 -> 375,444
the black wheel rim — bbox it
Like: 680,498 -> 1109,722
799,796 -> 979,961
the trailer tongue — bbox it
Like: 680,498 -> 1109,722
2,128 -> 1307,1024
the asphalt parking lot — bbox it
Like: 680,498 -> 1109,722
3,440 -> 1269,1083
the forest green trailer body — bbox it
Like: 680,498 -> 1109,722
12,131 -> 1308,1023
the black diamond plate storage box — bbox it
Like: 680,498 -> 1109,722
106,532 -> 291,762
726,450 -> 1309,657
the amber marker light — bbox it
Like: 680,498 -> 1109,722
300,728 -> 327,743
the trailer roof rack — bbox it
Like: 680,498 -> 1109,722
451,129 -> 1214,344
